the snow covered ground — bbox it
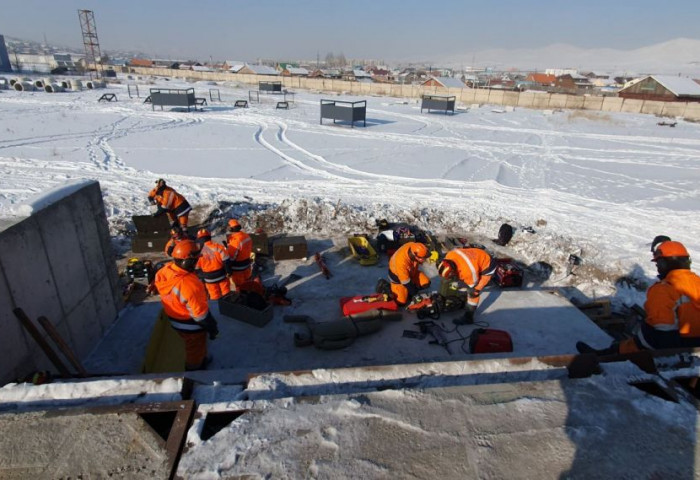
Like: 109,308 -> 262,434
0,80 -> 700,310
2,76 -> 700,476
2,76 -> 699,311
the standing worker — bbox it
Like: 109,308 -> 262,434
226,219 -> 253,288
436,246 -> 497,325
154,239 -> 219,371
148,178 -> 192,229
195,228 -> 232,300
386,242 -> 431,306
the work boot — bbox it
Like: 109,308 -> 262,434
453,306 -> 476,325
186,355 -> 213,371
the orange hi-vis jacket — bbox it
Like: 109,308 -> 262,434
149,186 -> 191,218
444,247 -> 497,293
226,231 -> 253,272
196,240 -> 230,283
642,269 -> 700,344
388,242 -> 423,286
155,262 -> 209,331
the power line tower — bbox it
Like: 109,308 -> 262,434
77,9 -> 103,79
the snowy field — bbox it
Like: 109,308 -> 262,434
3,75 -> 700,478
1,76 -> 700,308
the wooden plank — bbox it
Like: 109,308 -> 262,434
37,316 -> 89,377
13,307 -> 72,377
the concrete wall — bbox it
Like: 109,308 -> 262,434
0,181 -> 121,384
124,66 -> 700,121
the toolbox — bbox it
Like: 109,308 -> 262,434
131,215 -> 172,253
218,291 -> 273,328
250,232 -> 270,256
272,236 -> 308,260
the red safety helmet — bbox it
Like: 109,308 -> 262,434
172,239 -> 200,260
408,243 -> 430,263
196,228 -> 211,240
437,258 -> 457,278
652,241 -> 689,262
228,218 -> 241,231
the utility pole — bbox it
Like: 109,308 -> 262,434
77,9 -> 103,79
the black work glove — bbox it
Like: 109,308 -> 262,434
152,206 -> 166,217
201,313 -> 219,340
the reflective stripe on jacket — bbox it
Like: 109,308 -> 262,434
226,231 -> 253,266
150,186 -> 191,217
155,262 -> 209,324
445,247 -> 496,292
640,269 -> 700,347
196,240 -> 229,282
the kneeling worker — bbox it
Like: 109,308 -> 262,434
578,240 -> 700,355
387,242 -> 431,306
155,239 -> 219,370
437,245 -> 497,325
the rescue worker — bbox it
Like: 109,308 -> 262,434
195,228 -> 232,300
437,246 -> 497,325
154,239 -> 219,371
225,219 -> 253,288
387,241 -> 431,306
577,240 -> 700,355
164,226 -> 186,257
148,179 -> 192,229
651,235 -> 671,254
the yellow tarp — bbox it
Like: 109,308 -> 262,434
141,309 -> 186,373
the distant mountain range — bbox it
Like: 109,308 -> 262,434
438,38 -> 700,75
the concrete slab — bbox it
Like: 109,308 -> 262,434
84,240 -> 612,381
178,375 -> 700,479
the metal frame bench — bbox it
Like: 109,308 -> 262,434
98,93 -> 117,102
320,99 -> 367,128
421,94 -> 456,115
150,88 -> 198,112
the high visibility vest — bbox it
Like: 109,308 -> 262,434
445,247 -> 496,292
644,269 -> 700,339
196,241 -> 229,282
226,231 -> 252,270
150,186 -> 191,217
388,243 -> 420,285
155,262 -> 209,330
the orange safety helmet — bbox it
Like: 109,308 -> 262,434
652,241 -> 689,262
196,228 -> 211,240
408,243 -> 430,262
437,258 -> 457,278
228,218 -> 241,231
172,239 -> 200,260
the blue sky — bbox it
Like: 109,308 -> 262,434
2,0 -> 699,61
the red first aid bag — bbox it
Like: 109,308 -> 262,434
469,328 -> 513,353
340,293 -> 399,316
